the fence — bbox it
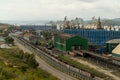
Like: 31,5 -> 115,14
14,36 -> 97,80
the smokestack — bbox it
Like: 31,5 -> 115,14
97,17 -> 102,29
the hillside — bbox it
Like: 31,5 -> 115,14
84,18 -> 120,26
0,23 -> 10,29
0,48 -> 57,80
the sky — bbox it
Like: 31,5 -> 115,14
0,0 -> 120,21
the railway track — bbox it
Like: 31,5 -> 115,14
81,50 -> 120,71
69,49 -> 120,71
14,36 -> 120,79
14,36 -> 100,80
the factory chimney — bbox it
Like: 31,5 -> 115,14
97,17 -> 102,29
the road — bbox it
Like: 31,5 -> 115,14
35,55 -> 78,80
15,40 -> 78,80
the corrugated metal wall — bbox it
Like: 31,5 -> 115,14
20,25 -> 55,30
54,37 -> 66,52
66,36 -> 88,51
64,29 -> 120,45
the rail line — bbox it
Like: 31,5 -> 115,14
81,50 -> 120,71
13,36 -> 99,80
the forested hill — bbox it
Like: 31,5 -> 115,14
84,18 -> 120,26
0,23 -> 11,29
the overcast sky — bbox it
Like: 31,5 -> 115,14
0,0 -> 120,21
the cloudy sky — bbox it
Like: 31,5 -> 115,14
0,0 -> 120,21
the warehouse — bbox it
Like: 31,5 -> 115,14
64,29 -> 120,45
112,44 -> 120,59
54,34 -> 88,53
20,25 -> 56,30
106,39 -> 120,53
112,44 -> 120,65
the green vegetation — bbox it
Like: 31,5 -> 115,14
41,31 -> 52,40
5,37 -> 14,45
2,25 -> 17,37
0,66 -> 16,80
85,18 -> 120,26
58,55 -> 113,80
0,48 -> 58,80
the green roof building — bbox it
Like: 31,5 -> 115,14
54,34 -> 88,52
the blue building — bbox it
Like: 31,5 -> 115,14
20,25 -> 56,30
64,29 -> 120,45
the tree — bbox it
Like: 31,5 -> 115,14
27,54 -> 39,68
5,37 -> 14,45
50,21 -> 55,31
42,31 -> 51,40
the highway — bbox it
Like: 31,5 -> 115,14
14,37 -> 78,80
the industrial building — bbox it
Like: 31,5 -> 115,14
112,44 -> 120,59
54,34 -> 88,53
105,39 -> 120,59
106,39 -> 120,53
64,29 -> 120,45
20,25 -> 56,30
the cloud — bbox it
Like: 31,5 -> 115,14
0,0 -> 120,20
77,0 -> 97,3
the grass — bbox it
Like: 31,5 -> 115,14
58,55 -> 113,79
0,48 -> 58,80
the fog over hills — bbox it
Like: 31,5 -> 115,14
0,18 -> 120,26
84,18 -> 120,26
0,20 -> 49,25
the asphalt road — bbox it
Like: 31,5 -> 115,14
15,40 -> 78,80
35,55 -> 78,80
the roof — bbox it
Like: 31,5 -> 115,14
15,31 -> 23,34
24,33 -> 35,38
0,37 -> 5,42
57,34 -> 75,40
112,44 -> 120,55
106,39 -> 120,44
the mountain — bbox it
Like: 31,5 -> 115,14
0,23 -> 11,29
112,18 -> 120,21
0,20 -> 49,25
84,18 -> 120,26
102,18 -> 120,26
0,18 -> 120,26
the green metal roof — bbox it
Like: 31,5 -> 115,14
106,39 -> 120,44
